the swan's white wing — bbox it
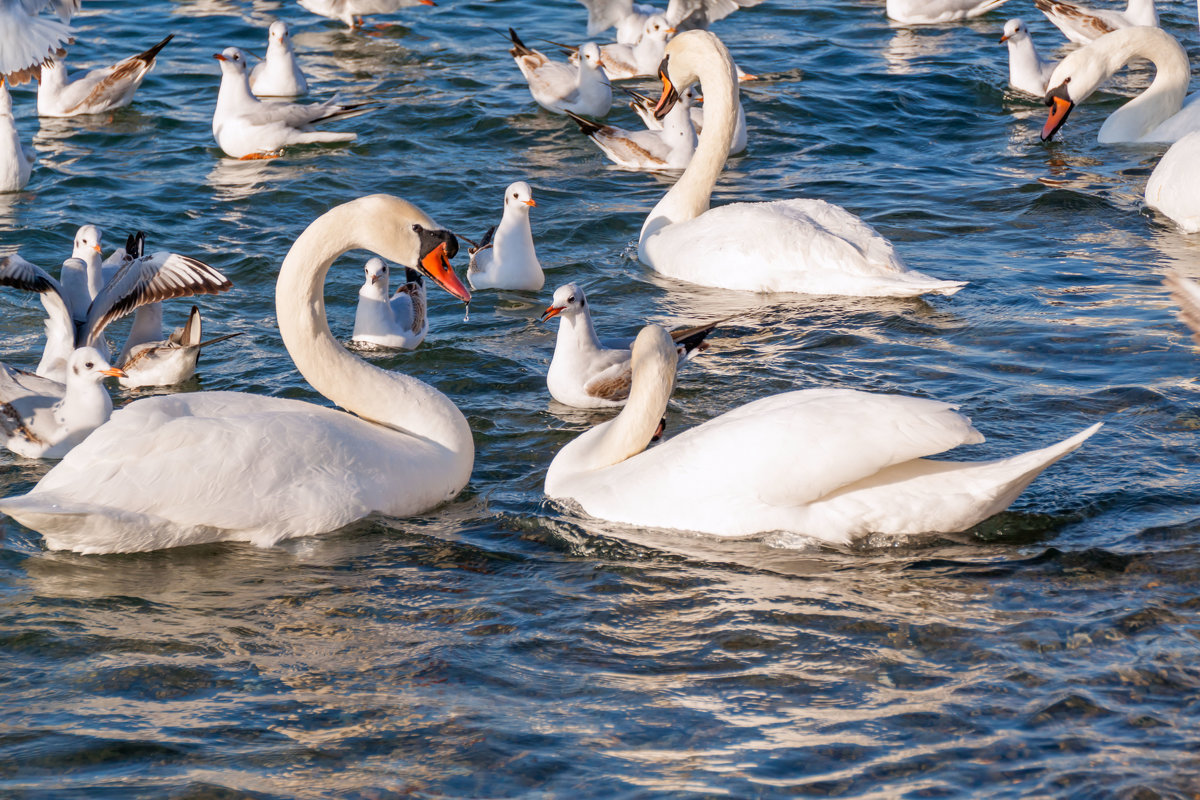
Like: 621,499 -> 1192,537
604,388 -> 984,508
80,251 -> 232,346
578,0 -> 635,36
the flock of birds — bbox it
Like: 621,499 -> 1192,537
0,0 -> 1195,555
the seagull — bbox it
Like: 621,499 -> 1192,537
0,80 -> 34,191
118,305 -> 242,388
467,181 -> 544,292
625,83 -> 747,154
37,34 -> 172,117
352,257 -> 428,350
1033,0 -> 1157,44
999,18 -> 1055,96
0,0 -> 78,86
249,21 -> 308,98
212,46 -> 380,159
0,247 -> 232,383
297,0 -> 436,29
1165,271 -> 1200,344
568,14 -> 675,80
578,0 -> 762,45
565,88 -> 697,170
541,283 -> 718,408
0,346 -> 125,459
509,29 -> 612,117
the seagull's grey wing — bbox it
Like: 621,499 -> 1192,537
666,0 -> 762,29
0,253 -> 74,346
81,251 -> 232,346
578,0 -> 635,36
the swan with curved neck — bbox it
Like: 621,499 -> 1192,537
1041,26 -> 1197,143
546,326 -> 1102,544
0,195 -> 475,554
638,31 -> 965,298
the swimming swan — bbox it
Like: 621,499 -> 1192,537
0,194 -> 475,554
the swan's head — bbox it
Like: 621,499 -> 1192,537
66,347 -> 126,384
412,223 -> 470,303
999,19 -> 1028,44
629,325 -> 678,395
504,181 -> 536,212
73,225 -> 103,259
579,43 -> 603,70
213,47 -> 250,77
540,283 -> 587,322
653,30 -> 731,120
268,20 -> 291,47
644,14 -> 675,42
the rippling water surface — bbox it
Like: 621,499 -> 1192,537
2,0 -> 1200,796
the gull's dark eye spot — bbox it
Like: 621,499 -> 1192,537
84,362 -> 94,369
568,295 -> 575,303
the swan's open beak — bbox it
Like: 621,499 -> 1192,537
100,366 -> 127,378
420,243 -> 471,303
652,57 -> 679,120
1041,82 -> 1074,141
540,305 -> 564,321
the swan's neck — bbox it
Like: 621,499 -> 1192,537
277,197 -> 473,465
639,53 -> 737,244
546,335 -> 676,491
1088,29 -> 1189,142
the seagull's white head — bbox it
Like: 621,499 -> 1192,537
214,47 -> 250,77
504,181 -> 536,212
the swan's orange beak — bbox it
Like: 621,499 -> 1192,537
652,57 -> 679,120
100,366 -> 127,378
421,243 -> 471,303
1041,95 -> 1074,141
540,305 -> 564,321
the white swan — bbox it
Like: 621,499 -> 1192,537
1146,131 -> 1200,234
1034,0 -> 1156,44
298,0 -> 435,29
1000,19 -> 1055,96
1040,27 -> 1198,144
212,47 -> 379,159
0,194 -> 475,554
886,0 -> 1011,24
37,34 -> 172,117
0,0 -> 77,86
467,181 -> 545,292
0,80 -> 34,191
566,87 -> 697,171
249,21 -> 308,98
1165,270 -> 1200,342
542,283 -> 716,408
546,325 -> 1102,544
638,31 -> 966,297
508,29 -> 612,118
0,347 -> 124,459
353,257 -> 427,349
117,305 -> 242,388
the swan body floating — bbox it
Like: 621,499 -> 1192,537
212,47 -> 379,159
249,21 -> 308,97
1033,0 -> 1156,44
566,88 -> 697,171
1041,27 -> 1198,144
353,257 -> 428,349
297,0 -> 435,29
508,29 -> 612,117
467,181 -> 545,292
886,0 -> 1011,25
627,84 -> 747,154
542,285 -> 717,408
37,34 -> 172,117
0,347 -> 124,459
638,31 -> 966,297
0,0 -> 77,85
1000,19 -> 1055,96
0,194 -> 474,554
546,325 -> 1102,544
578,0 -> 762,44
0,81 -> 33,191
1146,132 -> 1200,234
118,305 -> 242,388
1165,270 -> 1200,343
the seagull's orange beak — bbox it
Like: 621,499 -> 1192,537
420,243 -> 470,303
540,305 -> 564,321
213,53 -> 226,61
101,366 -> 127,378
524,198 -> 537,207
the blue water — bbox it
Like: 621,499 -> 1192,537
2,0 -> 1200,796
